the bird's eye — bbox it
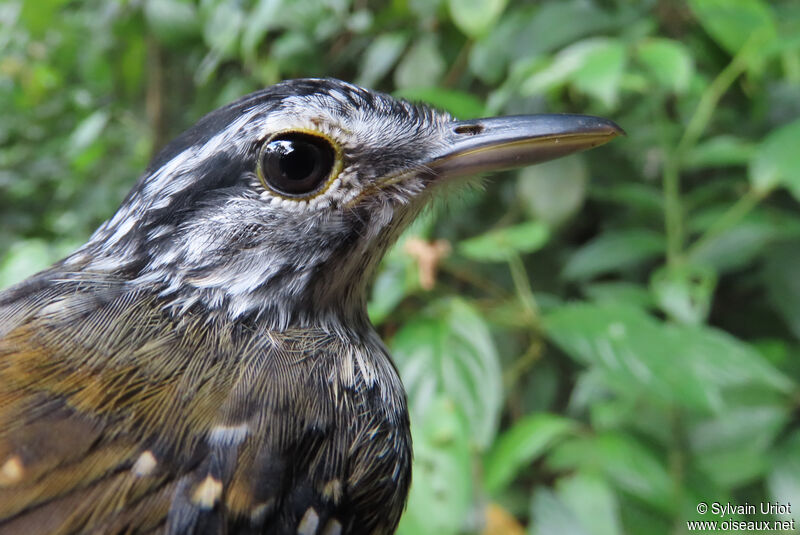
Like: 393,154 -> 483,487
258,133 -> 336,197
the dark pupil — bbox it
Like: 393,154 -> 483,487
278,142 -> 315,179
261,135 -> 334,195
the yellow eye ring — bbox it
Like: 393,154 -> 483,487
256,129 -> 344,201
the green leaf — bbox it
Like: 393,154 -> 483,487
767,431 -> 800,527
749,119 -> 800,200
0,239 -> 77,290
356,32 -> 408,87
368,212 -> 440,324
530,487 -> 592,535
393,87 -> 485,119
67,110 -> 109,158
201,0 -> 245,57
394,35 -> 445,89
688,212 -> 800,273
762,241 -> 800,340
689,404 -> 790,487
589,183 -> 664,216
269,31 -> 314,65
392,298 -> 502,449
556,472 -> 624,535
517,155 -> 588,227
585,390 -> 653,433
459,221 -> 549,263
521,38 -> 602,96
582,282 -> 654,310
144,0 -> 200,45
368,256 -> 414,326
545,303 -> 794,413
547,432 -> 674,512
407,0 -> 444,20
398,396 -> 472,535
118,32 -> 146,95
483,413 -> 577,495
548,303 -> 710,411
20,0 -> 69,37
684,136 -> 756,169
650,264 -> 717,325
637,38 -> 694,94
510,0 -> 613,56
689,0 -> 777,58
0,240 -> 51,290
468,1 -> 613,84
570,39 -> 627,109
521,37 -> 626,108
447,0 -> 508,38
562,229 -> 665,282
241,0 -> 282,60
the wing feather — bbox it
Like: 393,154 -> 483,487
0,276 -> 411,534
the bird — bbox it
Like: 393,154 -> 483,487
0,78 -> 621,534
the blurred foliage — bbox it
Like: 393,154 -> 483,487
2,0 -> 800,533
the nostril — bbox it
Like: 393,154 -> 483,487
453,124 -> 484,135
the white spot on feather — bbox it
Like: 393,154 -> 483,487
192,474 -> 223,509
0,455 -> 24,485
132,450 -> 157,477
297,507 -> 320,535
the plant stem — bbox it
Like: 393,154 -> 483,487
508,253 -> 539,327
440,261 -> 508,299
663,159 -> 683,267
442,39 -> 472,88
685,187 -> 768,259
145,36 -> 166,158
663,32 -> 767,266
502,338 -> 543,389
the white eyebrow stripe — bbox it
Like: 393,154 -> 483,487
93,111 -> 263,251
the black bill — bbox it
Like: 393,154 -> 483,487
428,114 -> 624,177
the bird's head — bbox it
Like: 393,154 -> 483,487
64,78 -> 620,329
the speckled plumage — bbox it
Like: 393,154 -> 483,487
0,78 -> 621,534
0,79 -> 443,534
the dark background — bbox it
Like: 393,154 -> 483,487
1,1 -> 799,533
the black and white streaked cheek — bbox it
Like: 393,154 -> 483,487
107,116 -> 262,245
61,80 -> 454,328
62,109 -> 266,273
